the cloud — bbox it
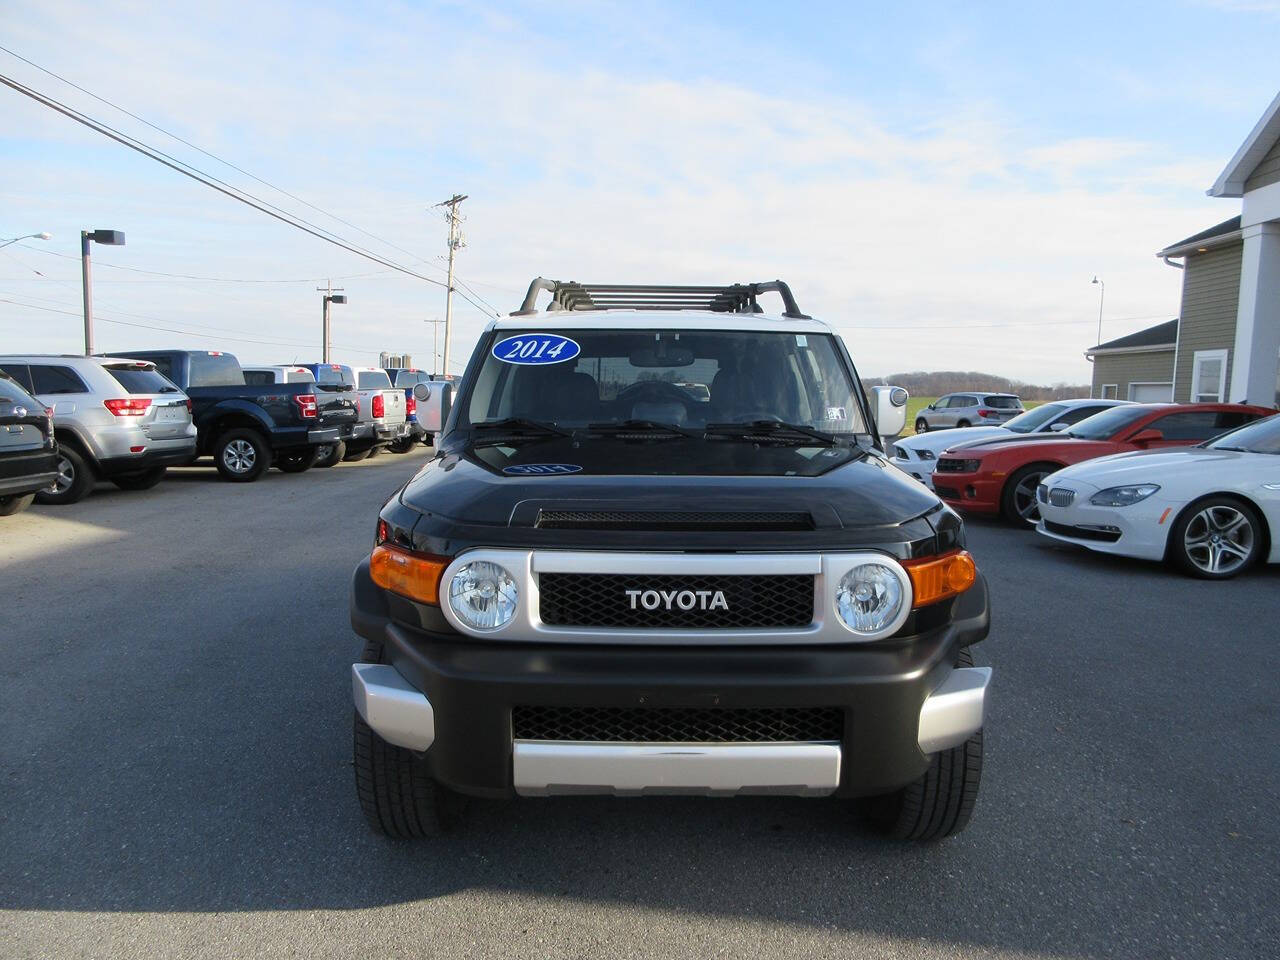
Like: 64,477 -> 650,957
0,0 -> 1239,383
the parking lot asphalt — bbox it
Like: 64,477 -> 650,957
2,449 -> 1277,960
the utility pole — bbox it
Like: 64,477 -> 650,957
434,194 -> 467,377
425,318 -> 446,376
317,279 -> 346,363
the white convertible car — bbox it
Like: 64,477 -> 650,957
1036,413 -> 1280,579
890,398 -> 1129,488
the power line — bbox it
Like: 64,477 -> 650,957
0,43 -> 452,275
8,245 -> 396,283
0,71 -> 510,316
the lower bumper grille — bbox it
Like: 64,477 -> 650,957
538,573 -> 814,628
512,706 -> 844,743
1044,520 -> 1121,543
934,484 -> 961,500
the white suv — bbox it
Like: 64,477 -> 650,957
0,355 -> 197,504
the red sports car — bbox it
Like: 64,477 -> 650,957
933,402 -> 1274,524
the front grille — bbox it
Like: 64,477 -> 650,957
1044,520 -> 1121,543
538,573 -> 814,628
512,705 -> 843,743
535,510 -> 813,531
934,484 -> 961,500
1047,488 -> 1075,507
936,458 -> 979,473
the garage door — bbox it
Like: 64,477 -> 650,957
1130,383 -> 1173,402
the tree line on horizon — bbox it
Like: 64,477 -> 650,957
863,371 -> 1090,402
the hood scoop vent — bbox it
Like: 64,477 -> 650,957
534,510 -> 815,532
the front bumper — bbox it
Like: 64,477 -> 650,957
933,471 -> 1002,514
1035,483 -> 1174,561
889,455 -> 937,488
349,558 -> 991,799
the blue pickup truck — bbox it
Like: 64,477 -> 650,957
121,350 -> 357,481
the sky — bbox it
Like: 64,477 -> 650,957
2,0 -> 1278,384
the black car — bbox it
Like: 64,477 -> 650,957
348,280 -> 991,843
0,371 -> 58,516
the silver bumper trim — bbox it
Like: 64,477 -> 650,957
917,666 -> 991,754
512,741 -> 842,797
351,663 -> 435,752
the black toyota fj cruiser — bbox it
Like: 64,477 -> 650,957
350,280 -> 991,842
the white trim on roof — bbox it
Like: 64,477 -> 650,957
491,310 -> 835,334
1084,343 -> 1177,359
1208,90 -> 1280,198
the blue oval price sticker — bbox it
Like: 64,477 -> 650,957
503,463 -> 583,476
492,333 -> 580,365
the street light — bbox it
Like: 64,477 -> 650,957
320,290 -> 347,363
0,231 -> 51,249
1091,275 -> 1105,350
81,229 -> 125,355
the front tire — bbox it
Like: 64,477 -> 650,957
35,446 -> 95,505
110,466 -> 167,491
276,448 -> 319,473
213,428 -> 272,482
1000,463 -> 1056,526
861,649 -> 983,841
0,493 -> 35,516
1170,496 -> 1264,579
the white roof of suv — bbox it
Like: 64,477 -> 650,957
491,310 -> 834,335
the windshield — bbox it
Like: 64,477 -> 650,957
1003,403 -> 1066,433
1207,413 -> 1280,453
462,329 -> 867,434
1066,405 -> 1152,440
358,370 -> 393,389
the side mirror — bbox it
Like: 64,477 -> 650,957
872,385 -> 909,439
413,381 -> 453,432
1130,428 -> 1163,446
926,403 -> 936,411
1049,421 -> 1069,432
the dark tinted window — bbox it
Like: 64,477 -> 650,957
358,370 -> 393,389
189,353 -> 244,387
952,396 -> 976,408
243,370 -> 275,386
1056,404 -> 1111,426
1145,411 -> 1232,441
984,396 -> 1021,409
0,370 -> 37,404
30,365 -> 89,395
148,355 -> 175,380
315,365 -> 355,386
393,370 -> 430,387
103,364 -> 181,394
0,363 -> 33,392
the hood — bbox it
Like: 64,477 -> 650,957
897,425 -> 1007,454
945,431 -> 1071,453
400,437 -> 941,531
1048,447 -> 1251,486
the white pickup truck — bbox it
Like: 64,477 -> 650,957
350,366 -> 409,461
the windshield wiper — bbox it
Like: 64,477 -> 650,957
586,419 -> 699,439
470,417 -> 572,446
704,420 -> 841,446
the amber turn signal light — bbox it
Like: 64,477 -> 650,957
904,550 -> 976,608
370,544 -> 447,606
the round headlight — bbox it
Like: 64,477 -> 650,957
836,563 -> 906,637
448,560 -> 518,630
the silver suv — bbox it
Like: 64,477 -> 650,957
0,355 -> 197,504
914,392 -> 1023,433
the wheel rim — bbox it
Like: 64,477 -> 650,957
49,455 -> 75,493
222,439 -> 257,473
1183,506 -> 1253,575
1011,471 -> 1048,524
316,444 -> 332,459
916,420 -> 927,434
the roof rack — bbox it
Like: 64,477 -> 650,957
512,279 -> 811,319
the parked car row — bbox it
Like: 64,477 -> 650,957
891,400 -> 1279,579
0,350 -> 451,516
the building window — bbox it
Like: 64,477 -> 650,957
1099,384 -> 1118,399
1190,350 -> 1228,403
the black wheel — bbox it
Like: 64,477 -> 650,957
35,446 -> 95,505
315,441 -> 345,468
276,447 -> 319,473
352,637 -> 464,838
109,466 -> 167,491
388,437 -> 415,454
343,446 -> 373,463
1000,463 -> 1057,526
213,428 -> 272,482
956,419 -> 972,429
0,493 -> 35,516
914,418 -> 929,434
366,445 -> 382,459
861,648 -> 983,842
1169,496 -> 1264,579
